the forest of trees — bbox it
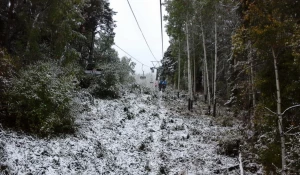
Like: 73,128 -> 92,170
0,0 -> 135,136
1,0 -> 300,174
160,0 -> 300,174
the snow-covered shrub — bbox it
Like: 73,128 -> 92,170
89,68 -> 121,99
5,61 -> 79,137
217,138 -> 240,157
80,63 -> 122,99
0,139 -> 11,174
80,57 -> 135,99
217,130 -> 243,157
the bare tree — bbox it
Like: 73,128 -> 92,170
178,40 -> 181,91
186,19 -> 193,110
201,19 -> 211,114
213,22 -> 218,117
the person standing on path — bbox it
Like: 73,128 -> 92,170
159,80 -> 163,91
162,80 -> 167,92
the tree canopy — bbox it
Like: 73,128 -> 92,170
0,0 -> 136,137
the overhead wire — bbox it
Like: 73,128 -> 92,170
114,44 -> 151,68
126,0 -> 159,62
160,0 -> 164,59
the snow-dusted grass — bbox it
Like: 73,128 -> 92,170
0,90 -> 245,174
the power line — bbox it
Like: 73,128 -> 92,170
114,44 -> 151,68
160,0 -> 164,59
126,0 -> 159,62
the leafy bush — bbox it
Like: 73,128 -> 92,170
0,48 -> 18,125
79,56 -> 135,99
259,141 -> 281,174
217,138 -> 240,157
86,65 -> 121,99
5,61 -> 79,137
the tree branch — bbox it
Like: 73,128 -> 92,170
264,107 -> 277,115
282,104 -> 300,115
264,104 -> 300,117
285,125 -> 300,134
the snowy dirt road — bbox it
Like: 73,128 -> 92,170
0,90 -> 241,175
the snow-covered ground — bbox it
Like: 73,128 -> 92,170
0,90 -> 243,175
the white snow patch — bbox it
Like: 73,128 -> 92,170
0,90 -> 248,174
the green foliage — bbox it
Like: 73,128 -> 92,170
0,48 -> 17,80
0,0 -> 122,139
116,56 -> 136,84
160,46 -> 176,78
164,0 -> 236,96
164,0 -> 189,40
89,68 -> 121,99
0,0 -> 85,64
232,0 -> 300,172
94,37 -> 118,63
4,61 -> 78,137
80,0 -> 116,65
258,135 -> 281,174
82,56 -> 135,99
0,48 -> 19,124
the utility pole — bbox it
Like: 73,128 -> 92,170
160,0 -> 164,58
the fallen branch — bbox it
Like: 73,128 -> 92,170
239,151 -> 244,175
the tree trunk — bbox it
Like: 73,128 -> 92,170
185,22 -> 193,100
193,32 -> 196,96
186,20 -> 193,110
250,43 -> 255,128
272,48 -> 286,175
89,29 -> 95,63
183,61 -> 186,85
178,40 -> 181,90
203,62 -> 207,102
25,13 -> 41,53
213,22 -> 218,117
201,21 -> 211,114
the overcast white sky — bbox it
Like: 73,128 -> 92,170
110,0 -> 169,74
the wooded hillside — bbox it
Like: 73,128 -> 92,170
0,0 -> 135,136
161,0 -> 300,174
